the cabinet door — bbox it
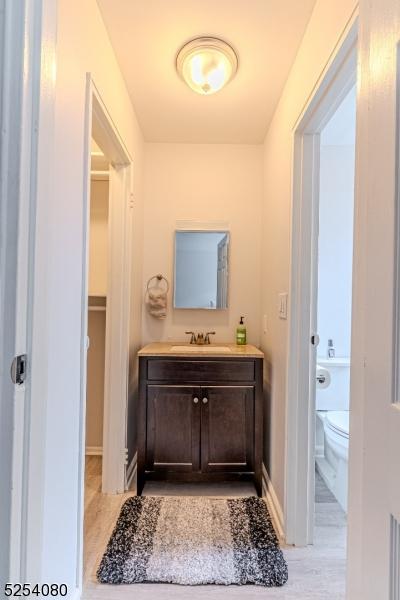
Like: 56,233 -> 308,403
200,386 -> 254,472
146,386 -> 200,472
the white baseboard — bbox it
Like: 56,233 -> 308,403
85,446 -> 102,456
68,587 -> 81,600
262,463 -> 285,543
126,451 -> 137,491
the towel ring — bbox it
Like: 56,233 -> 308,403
146,274 -> 169,294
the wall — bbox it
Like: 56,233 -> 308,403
142,143 -> 263,346
317,144 -> 355,358
261,0 -> 358,510
86,179 -> 108,450
317,85 -> 356,359
88,179 -> 108,297
40,0 -> 144,593
85,312 -> 105,449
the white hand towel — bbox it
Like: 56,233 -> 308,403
146,288 -> 167,319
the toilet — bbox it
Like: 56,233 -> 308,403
315,357 -> 350,512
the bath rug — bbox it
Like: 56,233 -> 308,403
97,496 -> 288,587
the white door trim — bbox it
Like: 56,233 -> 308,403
0,0 -> 58,583
0,0 -> 29,582
102,162 -> 132,494
76,75 -> 133,587
285,17 -> 358,546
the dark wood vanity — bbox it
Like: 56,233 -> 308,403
137,343 -> 264,496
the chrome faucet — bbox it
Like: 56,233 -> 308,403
185,331 -> 216,345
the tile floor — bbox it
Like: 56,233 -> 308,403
83,457 -> 347,600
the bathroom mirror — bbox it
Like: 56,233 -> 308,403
174,230 -> 230,309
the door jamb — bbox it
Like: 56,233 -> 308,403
285,19 -> 358,546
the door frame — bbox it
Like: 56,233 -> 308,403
76,75 -> 133,583
0,0 -> 30,582
285,18 -> 358,546
0,0 -> 57,583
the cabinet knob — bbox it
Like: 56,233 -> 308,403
193,397 -> 199,404
202,397 -> 208,404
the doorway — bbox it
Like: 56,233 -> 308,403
85,138 -> 110,490
286,22 -> 357,548
77,78 -> 134,588
314,84 -> 356,546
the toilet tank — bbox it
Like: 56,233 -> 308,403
316,357 -> 350,411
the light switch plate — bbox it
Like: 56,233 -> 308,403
263,314 -> 267,333
278,293 -> 288,319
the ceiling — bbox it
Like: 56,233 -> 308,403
97,0 -> 317,144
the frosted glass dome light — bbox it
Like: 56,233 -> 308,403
176,37 -> 238,95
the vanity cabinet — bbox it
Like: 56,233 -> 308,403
137,349 -> 263,496
200,385 -> 254,473
146,385 -> 201,472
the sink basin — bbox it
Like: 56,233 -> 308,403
169,345 -> 232,353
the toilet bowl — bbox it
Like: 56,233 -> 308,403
317,411 -> 349,512
325,411 -> 349,457
315,358 -> 350,512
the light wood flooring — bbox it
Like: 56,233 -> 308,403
83,457 -> 347,600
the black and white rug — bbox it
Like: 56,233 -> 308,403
97,496 -> 288,587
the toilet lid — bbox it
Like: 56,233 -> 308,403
326,411 -> 350,437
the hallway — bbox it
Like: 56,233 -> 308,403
83,458 -> 346,599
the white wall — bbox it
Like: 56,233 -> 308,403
88,179 -> 108,297
142,143 -> 263,345
85,311 -> 105,448
317,145 -> 355,358
317,87 -> 356,359
40,0 -> 144,593
86,179 -> 108,450
261,0 -> 358,508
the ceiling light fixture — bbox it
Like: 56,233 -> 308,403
176,37 -> 238,95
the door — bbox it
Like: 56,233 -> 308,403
347,1 -> 400,597
0,0 -> 39,582
146,386 -> 201,472
201,386 -> 254,472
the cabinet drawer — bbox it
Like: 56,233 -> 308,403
147,359 -> 255,382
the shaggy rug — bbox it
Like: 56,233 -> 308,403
97,496 -> 288,587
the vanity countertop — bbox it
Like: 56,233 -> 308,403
138,342 -> 264,358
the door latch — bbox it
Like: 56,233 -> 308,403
311,334 -> 320,346
11,354 -> 27,385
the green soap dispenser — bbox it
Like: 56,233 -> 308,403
236,316 -> 247,345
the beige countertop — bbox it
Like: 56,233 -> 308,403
137,342 -> 264,358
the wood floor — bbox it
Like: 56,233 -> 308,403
83,457 -> 347,600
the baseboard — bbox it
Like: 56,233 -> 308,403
85,446 -> 102,456
126,451 -> 137,490
262,463 -> 285,543
68,587 -> 81,600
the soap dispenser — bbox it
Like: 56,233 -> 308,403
236,316 -> 247,345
